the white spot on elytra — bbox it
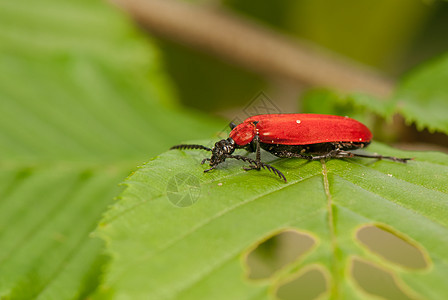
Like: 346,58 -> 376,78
262,132 -> 270,135
296,120 -> 301,124
359,138 -> 362,141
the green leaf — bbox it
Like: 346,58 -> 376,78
98,142 -> 448,299
0,0 -> 222,298
0,165 -> 125,299
393,53 -> 448,134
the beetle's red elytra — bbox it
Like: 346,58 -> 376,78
171,113 -> 411,182
230,114 -> 372,146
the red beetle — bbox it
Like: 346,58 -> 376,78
171,114 -> 411,182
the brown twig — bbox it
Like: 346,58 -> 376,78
111,0 -> 394,97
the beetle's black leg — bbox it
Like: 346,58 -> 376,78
225,154 -> 287,182
271,149 -> 338,160
170,144 -> 212,151
255,135 -> 261,163
290,150 -> 340,161
201,158 -> 211,165
333,151 -> 412,163
243,140 -> 257,154
229,122 -> 237,130
243,134 -> 262,170
303,154 -> 332,160
203,164 -> 218,173
285,149 -> 411,163
257,162 -> 287,182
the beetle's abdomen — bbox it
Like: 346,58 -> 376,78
260,141 -> 370,157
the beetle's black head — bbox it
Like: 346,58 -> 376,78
209,138 -> 236,166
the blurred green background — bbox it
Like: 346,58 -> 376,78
1,0 -> 448,299
145,0 -> 448,151
157,0 -> 448,112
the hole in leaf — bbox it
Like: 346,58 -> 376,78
356,225 -> 428,269
275,267 -> 328,300
351,257 -> 417,300
245,229 -> 316,280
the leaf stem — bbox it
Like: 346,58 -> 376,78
321,159 -> 339,298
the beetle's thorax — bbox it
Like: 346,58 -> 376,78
210,138 -> 235,165
229,122 -> 256,146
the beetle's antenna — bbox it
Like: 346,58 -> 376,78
226,154 -> 287,182
170,144 -> 212,151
